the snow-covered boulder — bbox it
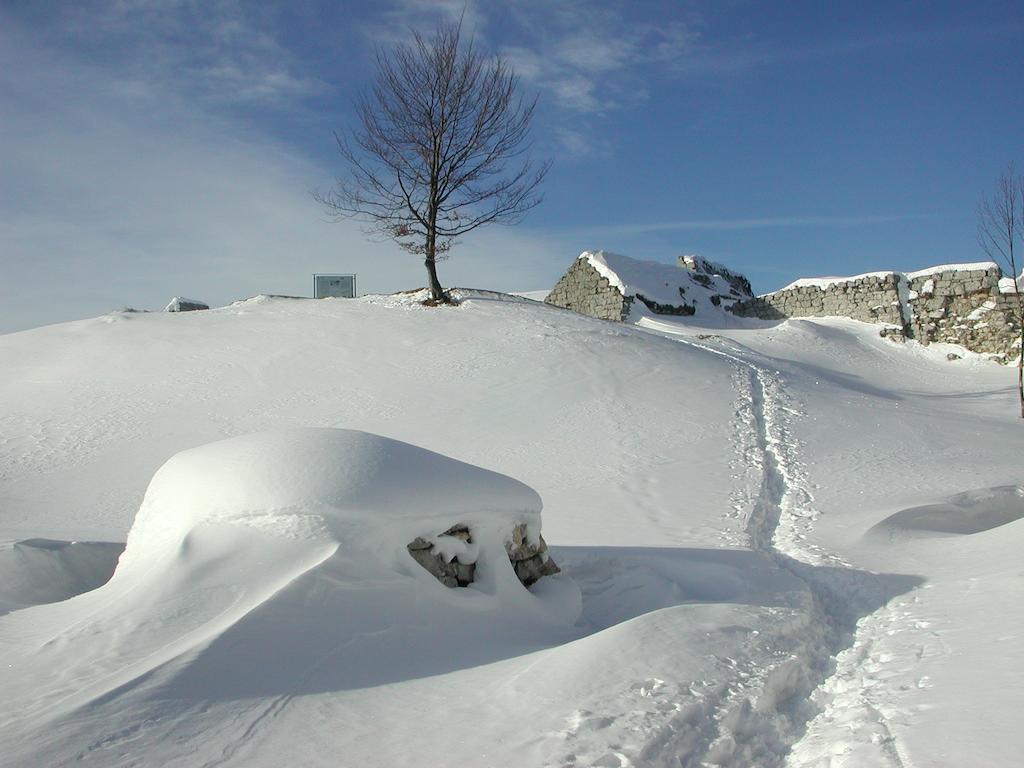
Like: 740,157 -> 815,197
0,429 -> 578,716
121,428 -> 561,592
164,297 -> 209,312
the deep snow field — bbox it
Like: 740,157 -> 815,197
0,286 -> 1021,767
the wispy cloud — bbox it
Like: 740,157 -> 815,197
362,0 -> 489,45
552,127 -> 611,159
499,2 -> 698,117
22,0 -> 327,108
586,213 -> 942,236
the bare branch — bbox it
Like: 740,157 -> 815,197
977,163 -> 1024,417
314,19 -> 550,301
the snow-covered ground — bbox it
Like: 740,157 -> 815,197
0,289 -> 1020,767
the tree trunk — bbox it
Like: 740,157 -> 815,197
1018,323 -> 1023,419
1018,358 -> 1023,419
424,256 -> 445,302
1017,294 -> 1024,419
423,197 -> 447,303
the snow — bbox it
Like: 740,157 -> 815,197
967,299 -> 997,320
778,262 -> 1004,292
905,261 -> 999,279
0,539 -> 122,613
117,427 -> 569,610
781,271 -> 897,290
512,289 -> 551,302
998,274 -> 1022,294
1,291 -> 1022,767
125,427 -> 544,553
867,485 -> 1024,537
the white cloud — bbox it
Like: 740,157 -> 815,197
553,127 -> 610,158
586,214 -> 939,236
550,75 -> 602,112
41,0 -> 327,107
363,0 -> 489,45
495,3 -> 700,115
498,45 -> 544,81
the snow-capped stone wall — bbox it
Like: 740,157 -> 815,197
546,251 -> 1021,360
545,251 -> 752,322
731,263 -> 1022,360
544,255 -> 633,321
730,272 -> 906,327
905,265 -> 1021,356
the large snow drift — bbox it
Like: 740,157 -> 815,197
0,429 -> 579,765
122,427 -> 554,584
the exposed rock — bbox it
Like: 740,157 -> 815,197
408,522 -> 559,589
407,524 -> 475,588
505,522 -> 560,587
947,352 -> 962,361
677,254 -> 753,297
879,326 -> 907,342
635,293 -> 695,316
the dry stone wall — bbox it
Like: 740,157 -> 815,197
545,256 -> 631,321
731,273 -> 907,327
907,266 -> 1021,357
545,252 -> 1021,361
731,264 -> 1022,361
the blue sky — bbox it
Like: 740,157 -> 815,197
1,0 -> 1021,332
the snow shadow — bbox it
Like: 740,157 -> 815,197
156,545 -> 921,702
557,546 -> 922,635
867,485 -> 1024,539
0,538 -> 124,616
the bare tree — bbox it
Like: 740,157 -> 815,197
977,164 -> 1024,418
315,21 -> 550,303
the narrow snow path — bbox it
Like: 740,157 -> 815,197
644,332 -> 916,767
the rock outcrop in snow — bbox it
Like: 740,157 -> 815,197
408,521 -> 559,588
121,428 -> 561,596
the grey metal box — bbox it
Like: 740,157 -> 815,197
313,274 -> 357,299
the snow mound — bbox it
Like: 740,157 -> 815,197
123,427 -> 544,563
0,429 -> 578,723
868,485 -> 1024,538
